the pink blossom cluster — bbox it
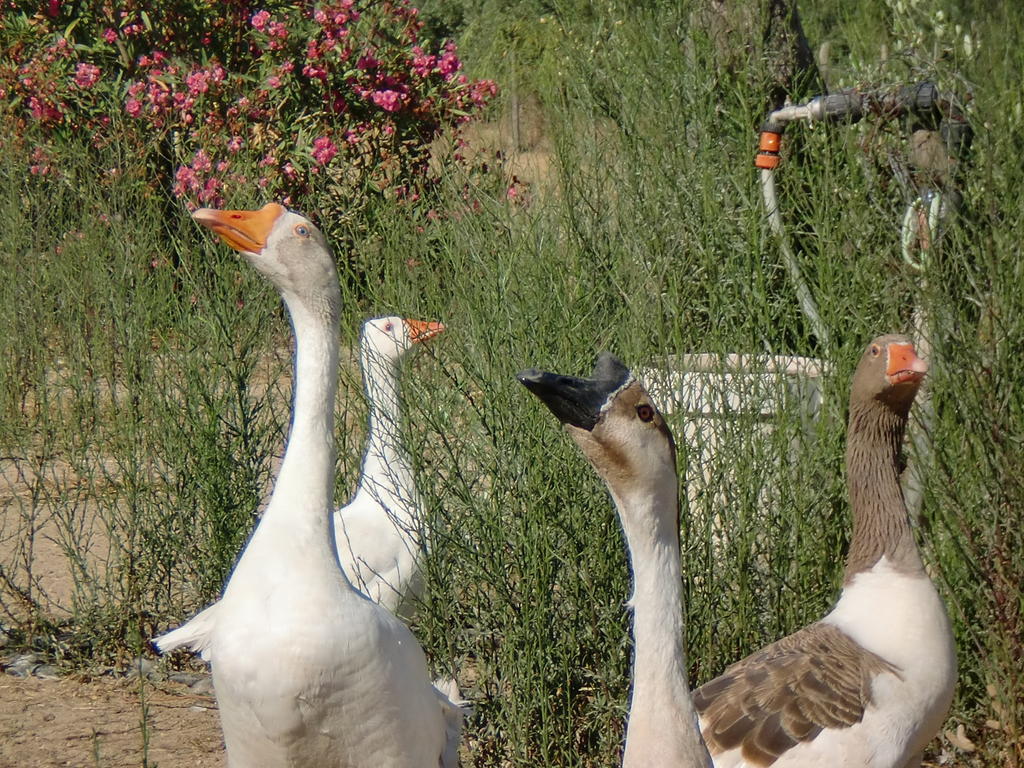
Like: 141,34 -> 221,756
3,0 -> 499,211
371,89 -> 403,112
250,10 -> 271,30
437,42 -> 462,78
7,36 -> 75,126
312,136 -> 339,165
251,10 -> 290,50
124,57 -> 233,132
314,0 -> 359,38
29,146 -> 54,176
73,63 -> 101,89
173,149 -> 227,203
185,65 -> 226,96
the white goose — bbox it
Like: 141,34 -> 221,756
335,315 -> 444,613
162,203 -> 462,768
519,353 -> 712,768
692,334 -> 956,768
155,319 -> 442,650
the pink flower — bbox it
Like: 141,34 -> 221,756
260,153 -> 277,167
357,54 -> 380,71
192,149 -> 212,173
199,177 -> 221,203
74,62 -> 101,89
102,28 -> 117,43
267,75 -> 282,89
251,10 -> 271,30
471,79 -> 499,106
410,47 -> 435,77
173,165 -> 198,197
267,20 -> 287,38
125,98 -> 142,117
312,135 -> 338,165
371,89 -> 402,112
186,70 -> 210,95
29,96 -> 62,122
437,52 -> 461,77
147,82 -> 170,108
227,136 -> 243,153
172,92 -> 195,113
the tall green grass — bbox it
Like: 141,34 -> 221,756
1,0 -> 1022,765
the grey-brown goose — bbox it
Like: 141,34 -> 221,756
693,334 -> 956,768
519,353 -> 712,768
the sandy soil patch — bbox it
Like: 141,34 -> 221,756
0,674 -> 222,768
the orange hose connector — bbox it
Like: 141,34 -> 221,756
755,129 -> 782,169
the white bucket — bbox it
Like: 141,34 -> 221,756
636,354 -> 829,559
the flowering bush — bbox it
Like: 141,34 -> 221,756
1,1 -> 498,230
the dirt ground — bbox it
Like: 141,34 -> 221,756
0,674 -> 223,768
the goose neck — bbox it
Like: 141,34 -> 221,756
263,296 -> 339,539
362,347 -> 402,445
843,397 -> 922,581
360,346 -> 411,479
610,483 -> 710,768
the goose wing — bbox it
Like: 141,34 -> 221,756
433,677 -> 470,768
693,622 -> 899,766
153,602 -> 219,660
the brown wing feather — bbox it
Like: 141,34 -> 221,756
693,623 -> 901,766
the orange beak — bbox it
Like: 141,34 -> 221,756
886,343 -> 928,385
192,203 -> 285,254
406,319 -> 446,344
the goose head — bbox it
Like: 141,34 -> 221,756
361,316 -> 446,369
518,352 -> 677,509
192,203 -> 337,304
851,334 -> 928,417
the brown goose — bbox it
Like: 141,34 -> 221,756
693,334 -> 956,768
519,353 -> 712,768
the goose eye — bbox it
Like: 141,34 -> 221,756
870,345 -> 881,357
636,404 -> 655,422
384,322 -> 394,333
294,224 -> 310,238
